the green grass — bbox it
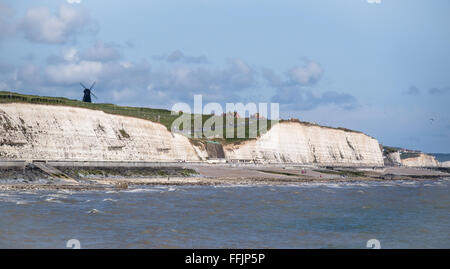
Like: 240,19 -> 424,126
400,152 -> 421,159
280,118 -> 363,134
0,90 -> 363,144
0,91 -> 277,144
383,146 -> 401,154
0,91 -> 179,130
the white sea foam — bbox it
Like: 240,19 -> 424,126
105,191 -> 119,194
0,197 -> 30,205
44,197 -> 63,203
87,208 -> 101,214
46,194 -> 68,199
122,188 -> 160,193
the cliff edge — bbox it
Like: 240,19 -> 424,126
0,103 -> 200,162
224,121 -> 384,166
1,102 -> 385,166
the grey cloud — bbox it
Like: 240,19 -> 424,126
429,87 -> 450,95
261,67 -> 284,88
46,42 -> 122,64
0,63 -> 14,73
153,50 -> 209,64
18,5 -> 91,44
272,86 -> 358,111
286,61 -> 323,86
12,52 -> 256,107
262,61 -> 324,88
264,63 -> 356,111
125,40 -> 134,49
17,64 -> 43,85
0,2 -> 15,41
81,42 -> 121,62
402,86 -> 420,95
5,50 -> 357,113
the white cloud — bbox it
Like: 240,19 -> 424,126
81,41 -> 121,62
67,0 -> 82,4
62,47 -> 79,62
367,0 -> 381,4
153,50 -> 209,64
0,2 -> 15,41
18,5 -> 89,43
46,61 -> 103,84
287,61 -> 323,86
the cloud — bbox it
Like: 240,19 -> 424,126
62,48 -> 79,62
402,86 -> 420,95
46,42 -> 122,64
46,61 -> 103,84
287,61 -> 323,86
18,5 -> 90,43
367,0 -> 381,4
0,63 -> 14,74
272,86 -> 358,111
429,87 -> 450,95
17,63 -> 43,85
80,42 -> 121,62
67,0 -> 82,4
144,58 -> 256,104
0,2 -> 15,41
264,62 -> 357,111
261,68 -> 283,88
153,50 -> 209,64
2,47 -> 357,111
262,61 -> 324,88
42,56 -> 252,105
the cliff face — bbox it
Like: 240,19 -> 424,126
384,152 -> 402,166
0,103 -> 385,166
0,103 -> 200,161
224,122 -> 384,167
400,153 -> 440,167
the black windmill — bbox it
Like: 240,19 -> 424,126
80,82 -> 97,103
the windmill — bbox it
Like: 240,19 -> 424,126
80,82 -> 97,103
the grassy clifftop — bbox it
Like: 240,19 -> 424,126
0,91 -> 179,130
1,91 -> 366,143
0,91 -> 273,143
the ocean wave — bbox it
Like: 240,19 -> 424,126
122,188 -> 161,193
45,193 -> 68,199
87,208 -> 101,214
44,197 -> 63,204
0,197 -> 31,205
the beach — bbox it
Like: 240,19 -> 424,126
1,163 -> 449,191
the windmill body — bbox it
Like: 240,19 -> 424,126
83,89 -> 92,102
81,82 -> 97,103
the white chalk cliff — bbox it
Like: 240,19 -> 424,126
224,122 -> 384,167
0,103 -> 200,161
1,103 -> 385,166
400,153 -> 440,167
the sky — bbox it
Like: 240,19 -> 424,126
0,0 -> 449,153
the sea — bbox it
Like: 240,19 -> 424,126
0,178 -> 449,249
